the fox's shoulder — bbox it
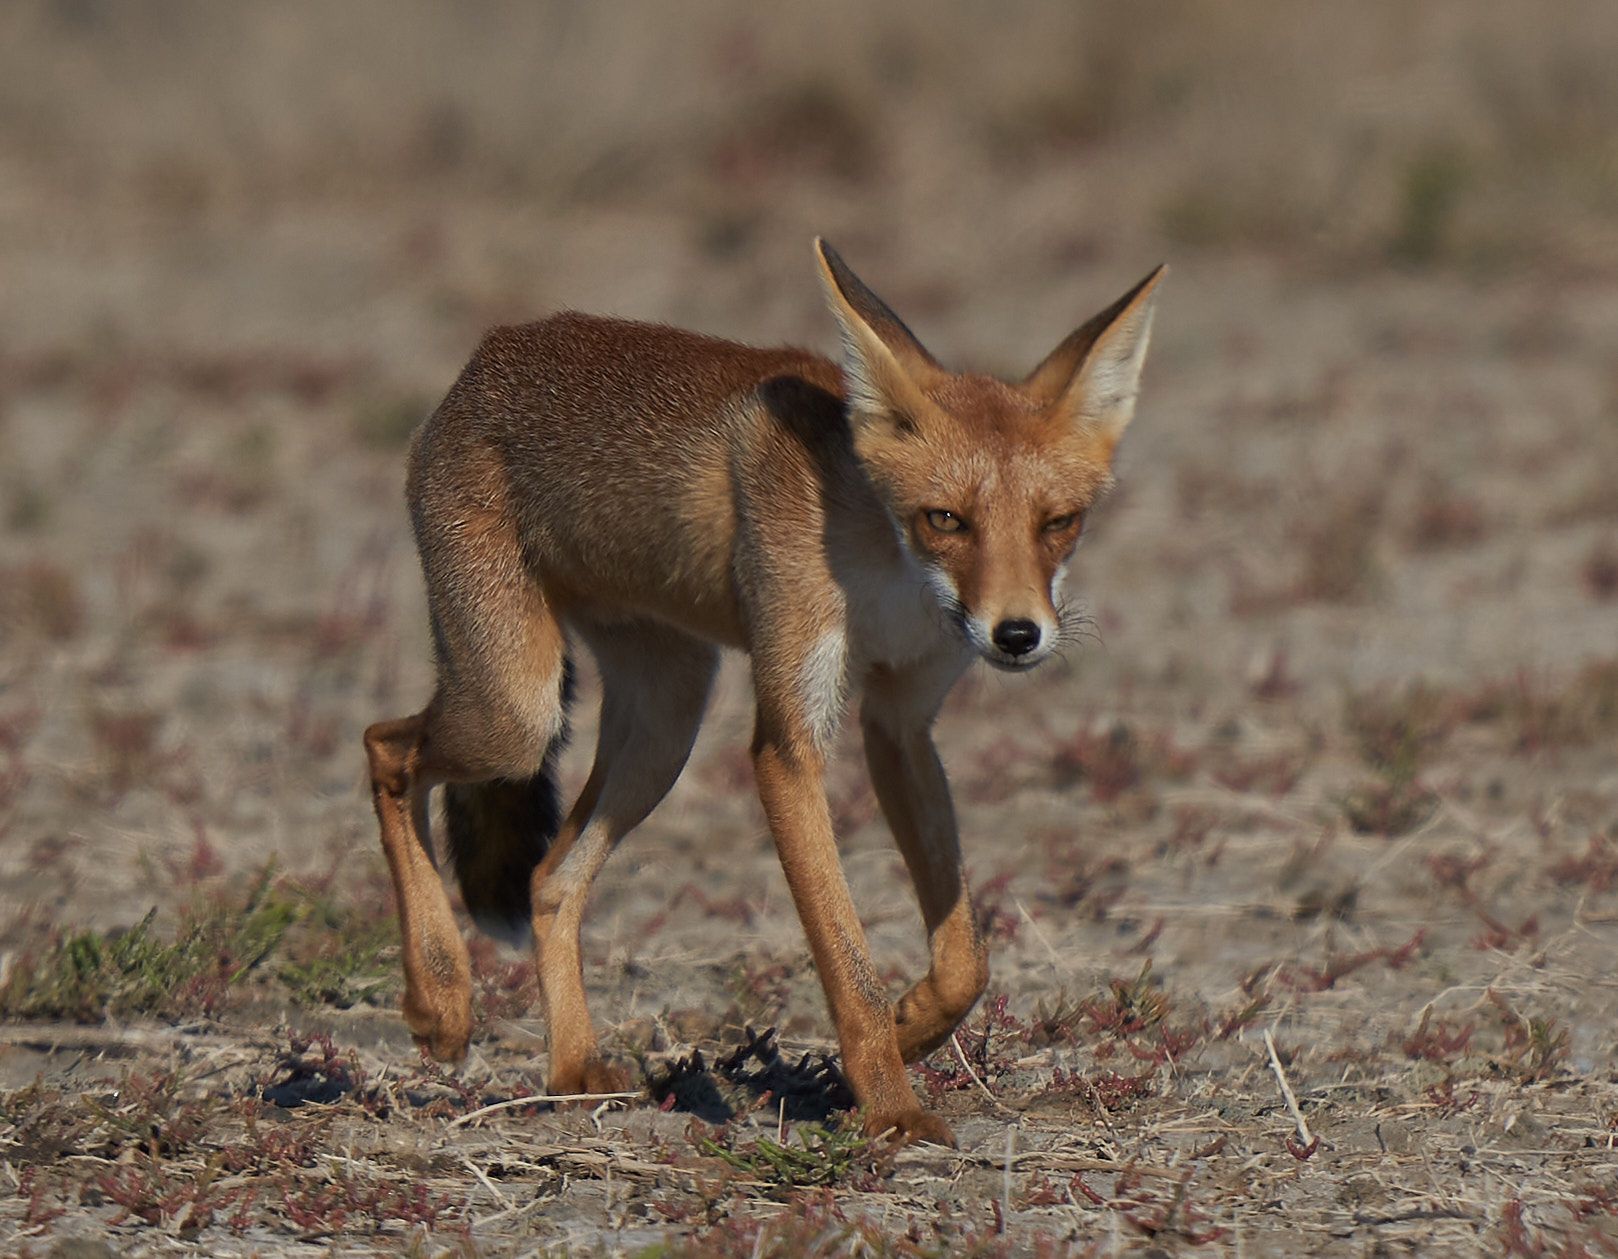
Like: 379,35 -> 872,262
467,311 -> 845,404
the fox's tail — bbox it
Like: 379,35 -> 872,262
442,660 -> 574,946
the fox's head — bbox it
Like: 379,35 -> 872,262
815,239 -> 1164,671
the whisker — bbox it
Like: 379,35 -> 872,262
1053,597 -> 1102,651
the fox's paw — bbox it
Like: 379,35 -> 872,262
864,1107 -> 956,1148
549,1055 -> 634,1101
403,992 -> 472,1065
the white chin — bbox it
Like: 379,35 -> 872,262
981,651 -> 1045,672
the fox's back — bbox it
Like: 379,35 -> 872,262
409,312 -> 847,642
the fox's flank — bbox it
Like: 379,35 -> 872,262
363,240 -> 1163,1146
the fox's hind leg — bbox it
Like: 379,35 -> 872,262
367,449 -> 572,1064
530,619 -> 717,1096
859,656 -> 988,1064
364,713 -> 475,1062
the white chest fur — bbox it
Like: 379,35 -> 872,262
842,546 -> 964,672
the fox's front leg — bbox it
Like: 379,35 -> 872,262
750,650 -> 953,1146
861,660 -> 988,1063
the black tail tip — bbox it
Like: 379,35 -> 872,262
470,906 -> 534,949
443,772 -> 562,946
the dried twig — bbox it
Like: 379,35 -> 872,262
447,1090 -> 641,1129
457,1153 -> 512,1209
1263,1029 -> 1317,1158
949,1032 -> 1022,1120
1000,1125 -> 1015,1234
0,1023 -> 232,1052
927,1148 -> 1186,1181
951,1032 -> 997,1104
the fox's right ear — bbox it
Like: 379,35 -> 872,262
814,238 -> 940,434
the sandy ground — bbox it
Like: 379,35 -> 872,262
2,4 -> 1618,1255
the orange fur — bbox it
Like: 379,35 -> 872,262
363,240 -> 1163,1145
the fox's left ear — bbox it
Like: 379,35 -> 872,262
1024,265 -> 1166,448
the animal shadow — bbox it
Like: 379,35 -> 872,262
647,1026 -> 855,1123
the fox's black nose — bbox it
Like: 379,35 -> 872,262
992,619 -> 1041,657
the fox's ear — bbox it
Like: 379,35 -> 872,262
1024,265 -> 1166,447
814,238 -> 940,433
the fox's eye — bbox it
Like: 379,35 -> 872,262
925,509 -> 967,534
1043,512 -> 1081,533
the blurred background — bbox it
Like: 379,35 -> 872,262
1,0 -> 1615,926
6,1 -> 1618,349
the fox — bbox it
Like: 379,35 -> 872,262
362,240 -> 1163,1146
